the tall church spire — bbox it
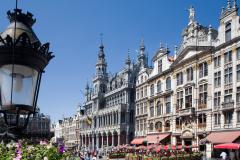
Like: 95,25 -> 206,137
125,49 -> 131,68
138,39 -> 148,68
140,38 -> 145,55
96,34 -> 107,76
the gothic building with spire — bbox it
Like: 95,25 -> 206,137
76,40 -> 148,151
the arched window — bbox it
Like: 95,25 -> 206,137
157,81 -> 161,93
155,121 -> 162,132
165,120 -> 170,131
166,77 -> 171,90
150,84 -> 154,96
156,101 -> 161,116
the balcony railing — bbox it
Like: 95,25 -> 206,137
179,107 -> 195,116
222,101 -> 234,110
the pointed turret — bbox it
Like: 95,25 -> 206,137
96,41 -> 107,76
137,39 -> 148,68
125,49 -> 131,68
140,38 -> 145,55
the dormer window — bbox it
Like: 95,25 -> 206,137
158,59 -> 162,73
225,21 -> 231,42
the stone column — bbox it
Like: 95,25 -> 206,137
106,134 -> 109,147
172,136 -> 176,146
96,134 -> 99,149
84,136 -> 87,148
126,131 -> 129,144
118,112 -> 121,125
221,112 -> 224,128
92,136 -> 94,150
118,133 -> 120,145
112,133 -> 114,146
102,135 -> 104,148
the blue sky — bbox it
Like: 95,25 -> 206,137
0,0 -> 229,122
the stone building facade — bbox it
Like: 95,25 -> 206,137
132,1 -> 240,157
76,41 -> 149,151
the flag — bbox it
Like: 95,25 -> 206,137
86,116 -> 92,125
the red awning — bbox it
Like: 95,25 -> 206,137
146,133 -> 170,144
206,131 -> 240,144
214,143 -> 240,149
131,137 -> 146,145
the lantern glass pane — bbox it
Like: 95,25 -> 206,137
0,64 -> 38,109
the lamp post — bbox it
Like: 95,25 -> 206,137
0,7 -> 53,139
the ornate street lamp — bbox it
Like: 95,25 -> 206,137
0,8 -> 54,134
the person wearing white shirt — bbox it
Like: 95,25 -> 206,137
220,151 -> 227,160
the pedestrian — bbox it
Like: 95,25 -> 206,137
229,149 -> 235,160
220,151 -> 227,160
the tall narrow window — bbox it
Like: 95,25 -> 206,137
214,92 -> 221,108
150,84 -> 154,96
150,101 -> 154,117
237,87 -> 240,103
237,48 -> 240,60
177,91 -> 183,111
199,84 -> 207,105
156,101 -> 162,116
224,89 -> 233,103
165,96 -> 171,114
214,56 -> 221,68
237,65 -> 240,81
144,86 -> 147,97
214,71 -> 221,87
158,59 -> 162,73
186,67 -> 193,81
224,51 -> 232,64
177,72 -> 183,85
224,111 -> 233,124
225,22 -> 231,42
214,114 -> 221,125
199,62 -> 208,78
157,81 -> 162,93
185,87 -> 192,108
166,77 -> 171,90
237,111 -> 240,123
224,67 -> 232,84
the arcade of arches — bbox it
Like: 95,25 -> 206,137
80,130 -> 133,149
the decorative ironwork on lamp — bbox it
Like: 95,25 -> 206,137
0,4 -> 54,133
